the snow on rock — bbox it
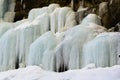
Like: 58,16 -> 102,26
14,19 -> 28,27
28,32 -> 57,71
0,0 -> 15,21
3,12 -> 15,22
81,14 -> 101,26
0,65 -> 120,80
82,32 -> 120,67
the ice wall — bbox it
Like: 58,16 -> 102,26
0,3 -> 119,72
0,29 -> 17,71
50,7 -> 76,33
82,32 -> 120,67
28,32 -> 57,71
0,4 -> 76,71
17,13 -> 49,67
55,14 -> 106,71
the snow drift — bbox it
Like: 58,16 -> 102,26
0,65 -> 120,80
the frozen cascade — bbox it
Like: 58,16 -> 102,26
82,32 -> 120,67
50,7 -> 76,33
0,29 -> 17,71
0,2 -> 119,72
28,32 -> 57,71
55,14 -> 106,71
0,4 -> 77,71
17,13 -> 49,67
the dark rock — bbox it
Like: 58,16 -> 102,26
14,0 -> 71,22
99,2 -> 109,28
108,0 -> 120,27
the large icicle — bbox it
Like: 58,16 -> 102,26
0,29 -> 17,71
82,32 -> 120,67
17,12 -> 50,67
28,32 -> 57,71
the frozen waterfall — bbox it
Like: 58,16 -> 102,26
28,32 -> 57,71
82,32 -> 120,67
0,3 -> 119,72
0,4 -> 76,71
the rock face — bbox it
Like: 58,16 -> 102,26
108,0 -> 120,27
14,0 -> 71,21
1,0 -> 118,29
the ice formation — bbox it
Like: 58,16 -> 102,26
0,29 -> 17,71
28,4 -> 60,21
50,7 -> 76,33
55,15 -> 106,71
0,4 -> 77,71
0,3 -> 119,73
82,32 -> 120,67
17,12 -> 50,67
28,32 -> 57,71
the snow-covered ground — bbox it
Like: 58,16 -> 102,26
0,65 -> 120,80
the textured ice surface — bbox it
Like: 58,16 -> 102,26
28,32 -> 57,71
28,4 -> 60,21
82,32 -> 120,67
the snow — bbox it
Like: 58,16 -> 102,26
0,65 -> 120,80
